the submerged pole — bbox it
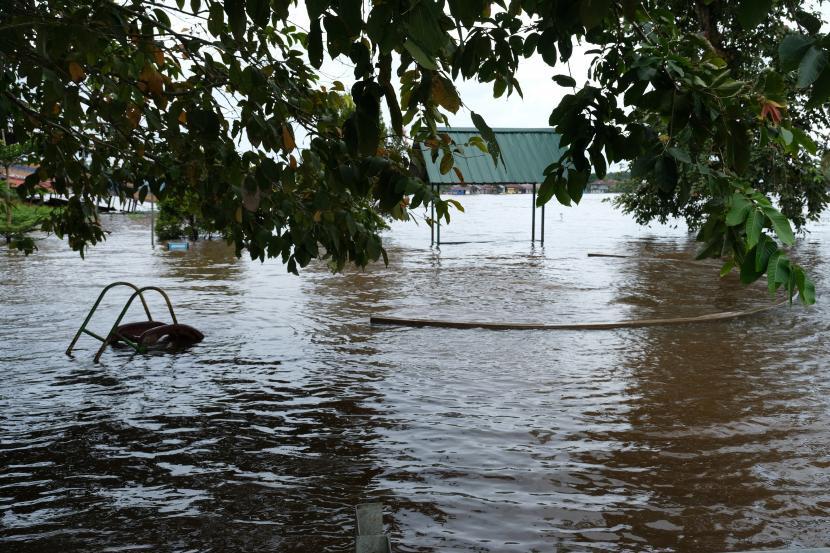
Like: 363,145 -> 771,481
541,203 -> 545,244
150,198 -> 154,248
531,183 -> 536,242
436,184 -> 440,246
430,183 -> 435,246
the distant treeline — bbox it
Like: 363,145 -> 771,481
589,170 -> 631,181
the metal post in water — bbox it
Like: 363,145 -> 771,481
436,184 -> 441,246
531,182 -> 536,242
541,203 -> 545,244
1,129 -> 11,234
430,183 -> 435,246
150,198 -> 154,248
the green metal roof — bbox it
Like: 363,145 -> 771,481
420,128 -> 565,185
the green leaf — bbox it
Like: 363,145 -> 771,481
153,8 -> 172,28
523,33 -> 539,58
207,2 -> 224,35
539,32 -> 557,66
471,111 -> 502,166
762,206 -> 796,246
808,67 -> 830,107
755,234 -> 778,272
323,14 -> 351,57
554,181 -> 572,206
727,120 -> 750,175
537,172 -> 557,205
797,46 -> 828,88
720,259 -> 735,277
567,169 -> 588,203
552,74 -> 576,87
588,145 -> 606,179
667,147 -> 691,164
308,18 -> 324,69
737,0 -> 773,28
224,0 -> 247,41
745,208 -> 763,249
439,150 -> 453,174
403,39 -> 437,70
794,267 -> 817,305
579,0 -> 612,29
307,0 -> 328,18
403,1 -> 447,56
779,34 -> 814,71
337,0 -> 363,37
448,0 -> 483,27
779,126 -> 794,145
726,193 -> 751,226
766,251 -> 790,294
654,156 -> 678,194
740,245 -> 763,284
791,127 -> 817,154
246,0 -> 270,27
796,9 -> 823,34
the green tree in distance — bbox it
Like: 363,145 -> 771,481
0,131 -> 44,252
0,0 -> 824,303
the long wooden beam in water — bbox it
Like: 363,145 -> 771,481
370,297 -> 791,331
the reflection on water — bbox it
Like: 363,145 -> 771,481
2,195 -> 830,552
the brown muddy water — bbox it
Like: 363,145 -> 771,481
1,195 -> 829,553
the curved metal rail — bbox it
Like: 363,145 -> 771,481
92,286 -> 178,363
66,282 -> 179,363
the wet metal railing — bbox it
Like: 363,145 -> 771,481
66,282 -> 179,363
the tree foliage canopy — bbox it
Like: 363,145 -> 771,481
1,0 -> 827,303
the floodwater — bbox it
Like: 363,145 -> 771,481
1,195 -> 829,553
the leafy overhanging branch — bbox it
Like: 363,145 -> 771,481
0,0 -> 823,303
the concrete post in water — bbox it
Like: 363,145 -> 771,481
355,503 -> 391,553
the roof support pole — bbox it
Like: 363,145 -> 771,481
531,183 -> 536,242
436,185 -> 441,246
430,183 -> 435,246
541,202 -> 545,245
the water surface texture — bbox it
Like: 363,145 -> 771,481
2,195 -> 829,552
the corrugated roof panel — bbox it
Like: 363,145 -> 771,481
420,128 -> 565,184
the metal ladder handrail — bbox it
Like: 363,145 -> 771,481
92,286 -> 179,363
67,283 -> 180,363
66,282 -> 153,356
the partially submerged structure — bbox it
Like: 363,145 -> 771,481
418,128 -> 565,245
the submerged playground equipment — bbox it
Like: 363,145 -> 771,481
66,282 -> 204,363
